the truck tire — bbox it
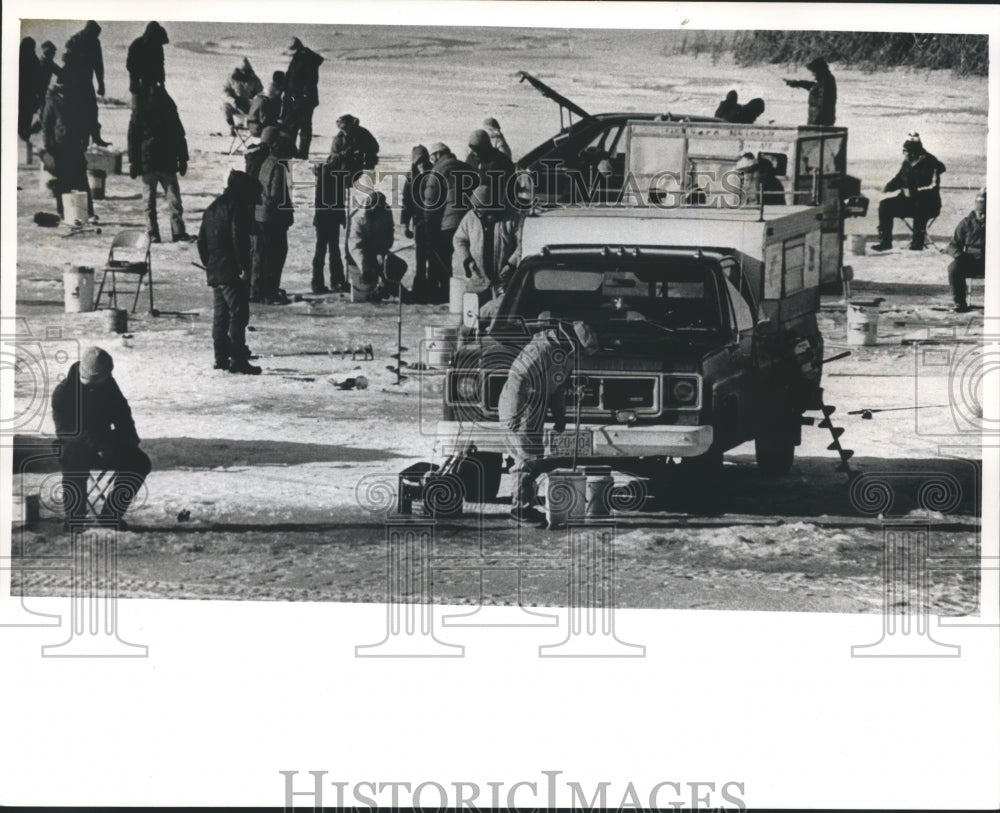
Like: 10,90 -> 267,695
454,452 -> 503,502
755,429 -> 795,476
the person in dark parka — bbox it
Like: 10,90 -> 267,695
466,128 -> 516,198
247,71 -> 288,137
51,346 -> 152,528
873,133 -> 946,252
38,41 -> 62,104
128,85 -> 192,242
126,21 -> 169,106
285,37 -> 324,159
714,90 -> 739,120
41,78 -> 94,220
423,142 -> 478,304
19,37 -> 41,142
311,151 -> 349,294
251,127 -> 295,304
62,20 -> 108,146
330,114 -> 380,183
400,145 -> 434,300
946,188 -> 986,313
785,57 -> 837,126
198,170 -> 263,373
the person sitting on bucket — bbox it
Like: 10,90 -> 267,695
946,187 -> 986,313
50,346 -> 152,531
499,321 -> 600,526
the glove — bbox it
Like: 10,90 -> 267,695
178,160 -> 187,177
404,227 -> 413,239
129,165 -> 139,180
97,81 -> 105,97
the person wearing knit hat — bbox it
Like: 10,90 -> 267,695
873,132 -> 946,251
482,117 -> 512,158
400,145 -> 435,300
784,56 -> 836,126
50,346 -> 152,529
946,187 -> 986,312
285,37 -> 324,159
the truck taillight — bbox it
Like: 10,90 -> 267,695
669,377 -> 698,406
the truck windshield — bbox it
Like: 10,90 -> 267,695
511,261 -> 727,333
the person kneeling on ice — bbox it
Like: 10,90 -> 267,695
873,132 -> 945,252
946,187 -> 986,314
499,321 -> 599,526
198,170 -> 263,374
51,346 -> 152,530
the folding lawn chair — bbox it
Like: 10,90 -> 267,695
901,216 -> 941,252
228,112 -> 252,155
94,229 -> 154,314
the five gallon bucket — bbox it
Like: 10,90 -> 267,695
540,467 -> 615,528
63,266 -> 95,313
61,190 -> 89,224
423,326 -> 458,368
846,305 -> 878,346
88,169 -> 107,200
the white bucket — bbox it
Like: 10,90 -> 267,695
846,305 -> 878,346
63,266 -> 95,313
849,234 -> 866,256
423,325 -> 459,368
61,190 -> 89,224
540,468 -> 587,528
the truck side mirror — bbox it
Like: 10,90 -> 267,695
462,292 -> 480,329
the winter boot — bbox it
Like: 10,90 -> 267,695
229,358 -> 262,375
908,231 -> 925,251
871,228 -> 893,252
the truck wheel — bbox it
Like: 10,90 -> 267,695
755,430 -> 795,476
454,452 -> 503,502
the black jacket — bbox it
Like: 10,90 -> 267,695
128,86 -> 189,175
313,154 -> 349,226
198,171 -> 260,285
286,46 -> 324,110
947,210 -> 985,259
51,362 -> 140,451
331,124 -> 380,174
126,22 -> 169,94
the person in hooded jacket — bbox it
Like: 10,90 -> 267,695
482,117 -> 512,158
311,150 -> 350,294
946,188 -> 986,313
126,21 -> 169,107
400,145 -> 434,300
251,127 -> 295,304
41,77 -> 94,220
466,128 -> 516,198
198,170 -> 263,374
345,185 -> 395,302
128,84 -> 193,242
51,346 -> 152,529
453,184 -> 523,300
785,57 -> 837,126
19,37 -> 41,143
285,37 -> 324,159
423,142 -> 478,304
222,58 -> 263,134
247,71 -> 288,138
873,133 -> 946,251
330,114 -> 380,183
62,20 -> 108,146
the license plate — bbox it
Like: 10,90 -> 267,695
546,428 -> 594,457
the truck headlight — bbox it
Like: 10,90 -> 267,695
669,377 -> 698,406
454,374 -> 480,402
